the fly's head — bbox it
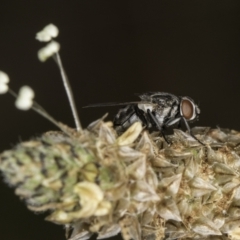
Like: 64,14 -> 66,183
180,96 -> 200,123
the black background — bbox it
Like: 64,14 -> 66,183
0,1 -> 240,239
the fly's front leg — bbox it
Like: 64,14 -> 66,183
147,109 -> 170,145
165,117 -> 181,127
182,117 -> 205,145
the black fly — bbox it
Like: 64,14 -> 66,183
85,92 -> 202,145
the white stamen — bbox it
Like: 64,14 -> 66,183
0,71 -> 10,94
38,41 -> 60,62
54,53 -> 82,132
36,31 -> 52,42
43,24 -> 59,38
36,24 -> 59,42
15,86 -> 35,110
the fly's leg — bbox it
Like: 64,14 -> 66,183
134,106 -> 149,128
177,119 -> 181,129
147,109 -> 170,145
159,127 -> 170,145
182,117 -> 205,145
164,117 -> 181,127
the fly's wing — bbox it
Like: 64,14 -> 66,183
83,101 -> 150,108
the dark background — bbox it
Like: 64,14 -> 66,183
0,1 -> 240,239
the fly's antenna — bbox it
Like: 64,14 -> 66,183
53,52 -> 82,132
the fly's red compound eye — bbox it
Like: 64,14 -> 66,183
181,98 -> 194,120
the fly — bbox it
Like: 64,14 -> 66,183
85,92 -> 203,145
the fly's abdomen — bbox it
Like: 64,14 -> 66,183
113,105 -> 142,132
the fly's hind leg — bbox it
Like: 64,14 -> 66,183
134,106 -> 148,128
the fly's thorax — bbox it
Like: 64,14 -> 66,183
155,105 -> 174,118
154,105 -> 174,127
137,103 -> 154,113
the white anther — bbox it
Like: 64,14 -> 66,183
15,86 -> 35,110
0,71 -> 10,94
43,24 -> 59,38
38,41 -> 60,62
36,24 -> 59,42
